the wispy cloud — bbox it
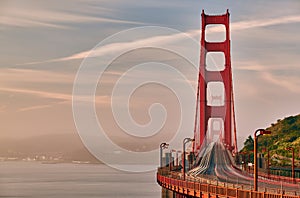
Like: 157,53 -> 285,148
231,15 -> 300,31
0,68 -> 112,112
0,68 -> 73,84
18,14 -> 300,66
0,87 -> 110,105
234,61 -> 300,72
18,104 -> 53,112
0,16 -> 68,29
17,30 -> 193,65
234,60 -> 300,93
0,4 -> 144,29
0,87 -> 72,101
17,101 -> 70,112
262,72 -> 300,93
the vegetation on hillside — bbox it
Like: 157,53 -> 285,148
240,114 -> 300,167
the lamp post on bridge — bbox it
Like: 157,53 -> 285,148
160,143 -> 169,168
267,148 -> 270,176
254,129 -> 271,191
285,147 -> 295,182
182,138 -> 195,181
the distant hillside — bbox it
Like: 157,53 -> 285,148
240,114 -> 300,167
0,133 -> 101,163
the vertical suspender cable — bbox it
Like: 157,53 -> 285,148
231,72 -> 238,154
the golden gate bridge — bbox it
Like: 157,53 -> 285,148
156,10 -> 300,198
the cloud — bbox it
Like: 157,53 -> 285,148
17,100 -> 71,112
262,72 -> 300,93
0,68 -> 74,84
0,68 -> 112,112
230,60 -> 300,112
0,4 -> 145,29
17,30 -> 194,66
234,61 -> 283,72
17,14 -> 300,66
231,15 -> 300,31
0,87 -> 110,105
0,16 -> 68,29
0,87 -> 72,101
233,60 -> 300,95
18,104 -> 53,112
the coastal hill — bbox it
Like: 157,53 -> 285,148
240,114 -> 300,167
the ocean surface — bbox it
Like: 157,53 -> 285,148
0,162 -> 161,198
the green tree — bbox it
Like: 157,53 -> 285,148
243,135 -> 254,151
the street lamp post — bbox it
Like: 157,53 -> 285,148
267,148 -> 271,176
182,138 -> 195,181
254,129 -> 271,191
160,143 -> 169,168
286,147 -> 295,182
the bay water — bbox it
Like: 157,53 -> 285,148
0,162 -> 161,198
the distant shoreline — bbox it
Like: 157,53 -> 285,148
0,158 -> 103,165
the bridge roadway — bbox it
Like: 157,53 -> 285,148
157,142 -> 300,197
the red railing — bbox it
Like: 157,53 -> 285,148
157,172 -> 300,198
258,172 -> 300,184
244,168 -> 300,184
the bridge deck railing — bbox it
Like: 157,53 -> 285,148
243,168 -> 300,184
157,170 -> 300,198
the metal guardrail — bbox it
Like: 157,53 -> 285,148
157,171 -> 300,198
258,171 -> 300,184
244,169 -> 300,184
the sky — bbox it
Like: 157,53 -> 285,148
0,0 -> 300,156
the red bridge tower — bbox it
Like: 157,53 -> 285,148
194,10 -> 237,154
